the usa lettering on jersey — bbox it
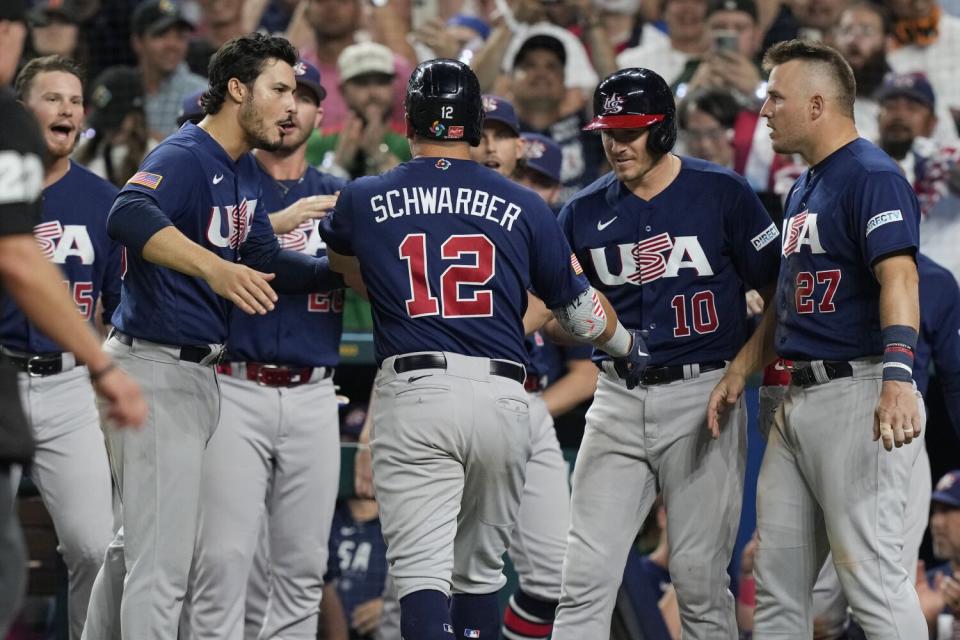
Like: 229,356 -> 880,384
206,198 -> 256,249
588,234 -> 714,286
370,187 -> 521,230
34,221 -> 95,264
782,212 -> 825,256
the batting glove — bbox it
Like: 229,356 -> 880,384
613,330 -> 650,390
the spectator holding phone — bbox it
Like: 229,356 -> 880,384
676,0 -> 764,103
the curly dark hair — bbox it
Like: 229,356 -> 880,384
15,55 -> 85,100
678,88 -> 742,131
762,39 -> 856,118
201,33 -> 298,115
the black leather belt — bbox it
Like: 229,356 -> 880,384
3,351 -> 81,376
640,361 -> 726,386
393,353 -> 525,385
111,329 -> 222,366
790,361 -> 853,387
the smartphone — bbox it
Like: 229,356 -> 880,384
410,0 -> 438,29
713,30 -> 739,53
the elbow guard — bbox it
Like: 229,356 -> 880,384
552,287 -> 608,341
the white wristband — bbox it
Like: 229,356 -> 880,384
603,322 -> 632,358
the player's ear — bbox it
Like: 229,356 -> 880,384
314,105 -> 324,130
809,93 -> 824,121
226,78 -> 246,105
514,137 -> 524,162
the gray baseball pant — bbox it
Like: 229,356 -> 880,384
552,366 -> 745,640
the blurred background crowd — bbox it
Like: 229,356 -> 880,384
6,0 -> 960,637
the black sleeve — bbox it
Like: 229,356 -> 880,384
0,93 -> 47,237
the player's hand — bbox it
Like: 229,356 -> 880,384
205,261 -> 278,315
740,530 -> 759,576
612,330 -> 649,390
93,365 -> 148,428
745,289 -> 764,318
873,380 -> 922,451
269,193 -> 339,234
707,368 -> 746,438
352,597 -> 384,635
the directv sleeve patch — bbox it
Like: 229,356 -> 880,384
751,223 -> 780,251
865,209 -> 903,236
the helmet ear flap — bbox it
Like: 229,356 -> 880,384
646,115 -> 677,155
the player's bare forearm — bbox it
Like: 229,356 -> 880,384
0,235 -> 112,372
729,301 -> 779,379
543,359 -> 598,417
542,317 -> 583,346
318,582 -> 349,640
875,253 -> 920,331
874,253 -> 922,449
327,249 -> 368,299
523,292 -> 552,335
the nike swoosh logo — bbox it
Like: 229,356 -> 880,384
408,374 -> 432,382
597,217 -> 618,231
213,174 -> 224,184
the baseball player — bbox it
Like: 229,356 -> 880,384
1,55 -> 121,640
808,252 -> 960,638
548,67 -> 782,640
516,133 -> 564,210
319,58 -> 645,640
469,95 -> 596,640
89,34 -> 346,639
185,58 -> 345,640
708,40 -> 927,639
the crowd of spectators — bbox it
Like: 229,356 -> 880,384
7,0 -> 960,637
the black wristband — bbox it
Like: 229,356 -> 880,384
89,362 -> 117,382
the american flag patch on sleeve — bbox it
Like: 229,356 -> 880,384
127,171 -> 163,189
570,253 -> 583,275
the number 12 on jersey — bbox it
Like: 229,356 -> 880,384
399,233 -> 496,318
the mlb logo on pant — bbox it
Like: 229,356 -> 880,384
464,630 -> 480,638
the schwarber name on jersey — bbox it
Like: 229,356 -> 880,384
559,157 -> 780,366
774,139 -> 920,361
225,164 -> 346,368
0,161 -> 120,353
110,123 -> 278,345
320,157 -> 589,365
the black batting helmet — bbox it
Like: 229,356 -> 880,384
583,68 -> 677,155
405,58 -> 484,146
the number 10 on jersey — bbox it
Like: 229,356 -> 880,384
399,233 -> 496,318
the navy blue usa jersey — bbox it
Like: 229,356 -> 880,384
110,123 -> 278,345
559,157 -> 780,366
0,162 -> 120,353
320,157 -> 589,364
327,504 -> 389,626
225,164 -> 346,367
774,139 -> 920,361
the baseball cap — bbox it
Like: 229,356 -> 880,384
513,34 -> 567,70
481,95 -> 520,136
177,89 -> 204,126
0,0 -> 28,22
932,470 -> 960,509
337,42 -> 394,83
293,59 -> 326,103
28,0 -> 80,26
521,133 -> 562,183
594,0 -> 641,14
875,72 -> 936,110
87,66 -> 144,135
131,0 -> 193,37
707,0 -> 758,21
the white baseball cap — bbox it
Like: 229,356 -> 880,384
337,42 -> 395,83
594,0 -> 641,13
